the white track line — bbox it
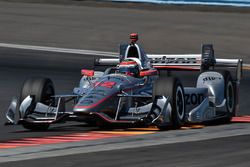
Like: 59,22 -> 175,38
0,43 -> 118,57
0,42 -> 249,70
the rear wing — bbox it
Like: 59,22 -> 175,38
95,44 -> 243,81
149,54 -> 242,80
148,44 -> 243,82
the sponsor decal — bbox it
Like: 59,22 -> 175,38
185,93 -> 205,105
203,76 -> 222,83
150,57 -> 197,64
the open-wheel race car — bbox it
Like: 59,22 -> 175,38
6,33 -> 243,130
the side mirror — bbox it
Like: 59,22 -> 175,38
81,69 -> 94,77
139,69 -> 158,77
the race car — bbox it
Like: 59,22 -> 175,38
6,33 -> 243,130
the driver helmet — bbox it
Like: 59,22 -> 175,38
118,59 -> 140,77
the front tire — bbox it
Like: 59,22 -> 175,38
153,77 -> 186,130
20,77 -> 55,131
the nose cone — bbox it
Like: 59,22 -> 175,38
73,74 -> 139,114
73,94 -> 111,113
73,84 -> 119,114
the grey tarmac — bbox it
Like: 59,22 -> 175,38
0,1 -> 250,62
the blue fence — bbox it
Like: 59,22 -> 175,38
111,0 -> 250,7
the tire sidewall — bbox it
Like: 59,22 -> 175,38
171,79 -> 185,129
173,84 -> 185,124
224,72 -> 236,117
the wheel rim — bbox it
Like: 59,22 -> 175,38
226,81 -> 235,113
176,86 -> 185,120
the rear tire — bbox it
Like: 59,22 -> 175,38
220,71 -> 236,122
20,77 -> 55,131
153,77 -> 186,130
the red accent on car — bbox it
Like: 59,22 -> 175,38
153,66 -> 200,71
100,81 -> 116,88
130,33 -> 138,43
94,82 -> 101,87
125,72 -> 134,76
81,69 -> 94,77
93,113 -> 135,123
94,81 -> 116,89
139,69 -> 158,77
119,61 -> 137,66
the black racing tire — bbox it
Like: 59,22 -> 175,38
20,77 -> 55,105
20,77 -> 55,131
153,77 -> 186,130
219,70 -> 236,122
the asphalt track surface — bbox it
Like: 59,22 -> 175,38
0,1 -> 250,166
2,134 -> 250,167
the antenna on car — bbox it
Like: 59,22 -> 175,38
130,33 -> 138,44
